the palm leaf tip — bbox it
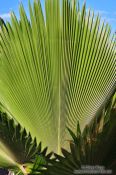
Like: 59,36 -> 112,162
0,18 -> 5,27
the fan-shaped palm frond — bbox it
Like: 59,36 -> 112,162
0,0 -> 115,155
43,92 -> 116,175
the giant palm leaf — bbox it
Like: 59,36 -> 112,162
0,0 -> 115,156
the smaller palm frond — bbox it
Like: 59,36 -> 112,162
0,110 -> 52,174
42,92 -> 116,175
0,111 -> 38,166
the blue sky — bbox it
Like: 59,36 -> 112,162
0,0 -> 116,32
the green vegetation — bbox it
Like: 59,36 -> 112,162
0,0 -> 115,174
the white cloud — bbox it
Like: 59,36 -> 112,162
0,13 -> 11,20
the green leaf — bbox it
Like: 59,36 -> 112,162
0,111 -> 49,174
0,0 -> 115,155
